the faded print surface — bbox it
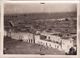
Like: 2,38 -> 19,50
4,3 -> 77,55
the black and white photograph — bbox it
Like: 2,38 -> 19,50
4,3 -> 77,55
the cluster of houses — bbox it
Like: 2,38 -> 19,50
4,29 -> 76,53
35,31 -> 74,53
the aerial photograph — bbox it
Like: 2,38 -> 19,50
4,3 -> 77,55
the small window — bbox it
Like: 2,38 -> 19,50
40,35 -> 46,40
55,45 -> 56,48
46,43 -> 47,45
70,40 -> 72,43
49,44 -> 51,47
48,37 -> 50,40
57,46 -> 59,48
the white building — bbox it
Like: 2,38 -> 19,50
40,31 -> 61,43
35,34 -> 62,51
4,30 -> 7,36
22,33 -> 34,43
4,30 -> 74,53
4,30 -> 34,43
61,38 -> 74,53
35,32 -> 74,53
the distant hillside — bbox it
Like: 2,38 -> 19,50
4,12 -> 77,20
4,12 -> 77,34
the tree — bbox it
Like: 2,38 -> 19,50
68,47 -> 77,55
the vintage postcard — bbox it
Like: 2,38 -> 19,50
4,3 -> 77,55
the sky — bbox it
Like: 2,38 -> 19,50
4,3 -> 77,14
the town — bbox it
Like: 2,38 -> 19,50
4,13 -> 77,55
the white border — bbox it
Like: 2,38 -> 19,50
1,1 -> 4,55
3,0 -> 79,2
4,1 -> 79,3
0,0 -> 80,58
77,2 -> 80,57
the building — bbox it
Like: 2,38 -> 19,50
34,31 -> 74,53
4,30 -> 35,43
4,30 -> 75,53
61,38 -> 74,53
